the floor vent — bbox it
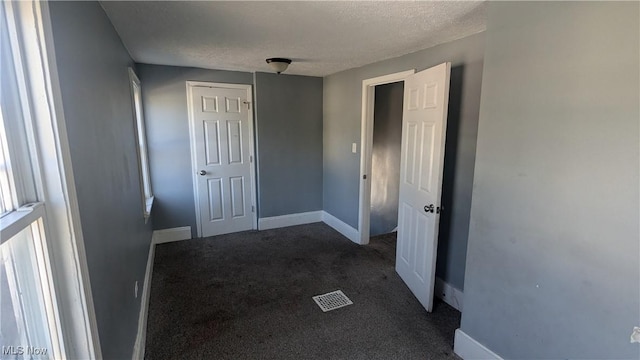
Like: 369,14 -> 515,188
312,290 -> 353,312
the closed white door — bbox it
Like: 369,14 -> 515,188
396,62 -> 451,312
188,84 -> 255,237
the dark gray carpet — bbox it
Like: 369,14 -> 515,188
145,222 -> 461,360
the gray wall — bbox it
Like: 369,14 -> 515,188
254,72 -> 323,217
461,2 -> 639,358
370,82 -> 403,236
323,32 -> 485,290
49,2 -> 153,358
136,64 -> 253,238
138,66 -> 324,235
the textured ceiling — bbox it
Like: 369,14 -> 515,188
101,1 -> 486,77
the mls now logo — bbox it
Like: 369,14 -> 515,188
2,346 -> 48,356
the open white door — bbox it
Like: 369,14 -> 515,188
396,62 -> 451,312
188,83 -> 257,238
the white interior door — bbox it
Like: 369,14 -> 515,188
396,62 -> 451,312
189,84 -> 255,237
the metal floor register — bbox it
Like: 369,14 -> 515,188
312,290 -> 353,312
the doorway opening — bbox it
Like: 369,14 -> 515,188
369,81 -> 404,239
357,70 -> 414,245
358,64 -> 453,312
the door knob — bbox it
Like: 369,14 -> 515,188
199,170 -> 207,176
424,204 -> 434,213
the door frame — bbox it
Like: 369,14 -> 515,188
357,70 -> 415,245
186,81 -> 258,238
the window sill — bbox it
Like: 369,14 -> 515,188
143,196 -> 154,224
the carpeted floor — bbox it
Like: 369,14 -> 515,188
144,222 -> 461,359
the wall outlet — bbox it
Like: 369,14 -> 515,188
134,281 -> 139,299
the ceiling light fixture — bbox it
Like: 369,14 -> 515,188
266,58 -> 292,74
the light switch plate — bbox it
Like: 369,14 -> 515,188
352,143 -> 357,153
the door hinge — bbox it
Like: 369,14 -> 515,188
363,174 -> 367,180
251,205 -> 255,213
250,155 -> 253,163
243,101 -> 251,109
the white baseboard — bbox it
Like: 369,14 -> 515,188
435,277 -> 464,311
152,226 -> 191,244
258,211 -> 323,230
132,240 -> 156,360
454,329 -> 504,360
321,211 -> 360,244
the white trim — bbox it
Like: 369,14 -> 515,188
454,329 -> 504,360
186,81 -> 257,238
144,196 -> 154,224
321,211 -> 360,244
250,72 -> 260,233
358,70 -> 415,245
132,240 -> 155,360
434,277 -> 464,311
0,203 -> 45,244
152,226 -> 192,244
127,68 -> 154,222
186,81 -> 200,237
258,211 -> 323,230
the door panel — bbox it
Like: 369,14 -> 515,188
207,178 -> 224,221
230,176 -> 245,218
398,203 -> 412,266
413,211 -> 430,280
190,85 -> 254,237
423,83 -> 438,108
227,120 -> 243,164
225,97 -> 241,113
202,96 -> 219,112
419,122 -> 436,193
404,122 -> 418,184
204,121 -> 221,165
396,62 -> 451,312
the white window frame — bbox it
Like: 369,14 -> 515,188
2,1 -> 102,358
0,110 -> 16,215
0,203 -> 62,358
128,68 -> 154,221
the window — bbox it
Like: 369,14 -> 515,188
1,9 -> 61,357
128,69 -> 153,220
1,1 -> 100,358
1,205 -> 59,359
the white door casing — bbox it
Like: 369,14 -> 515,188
396,62 -> 451,312
358,70 -> 415,245
187,83 -> 257,238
